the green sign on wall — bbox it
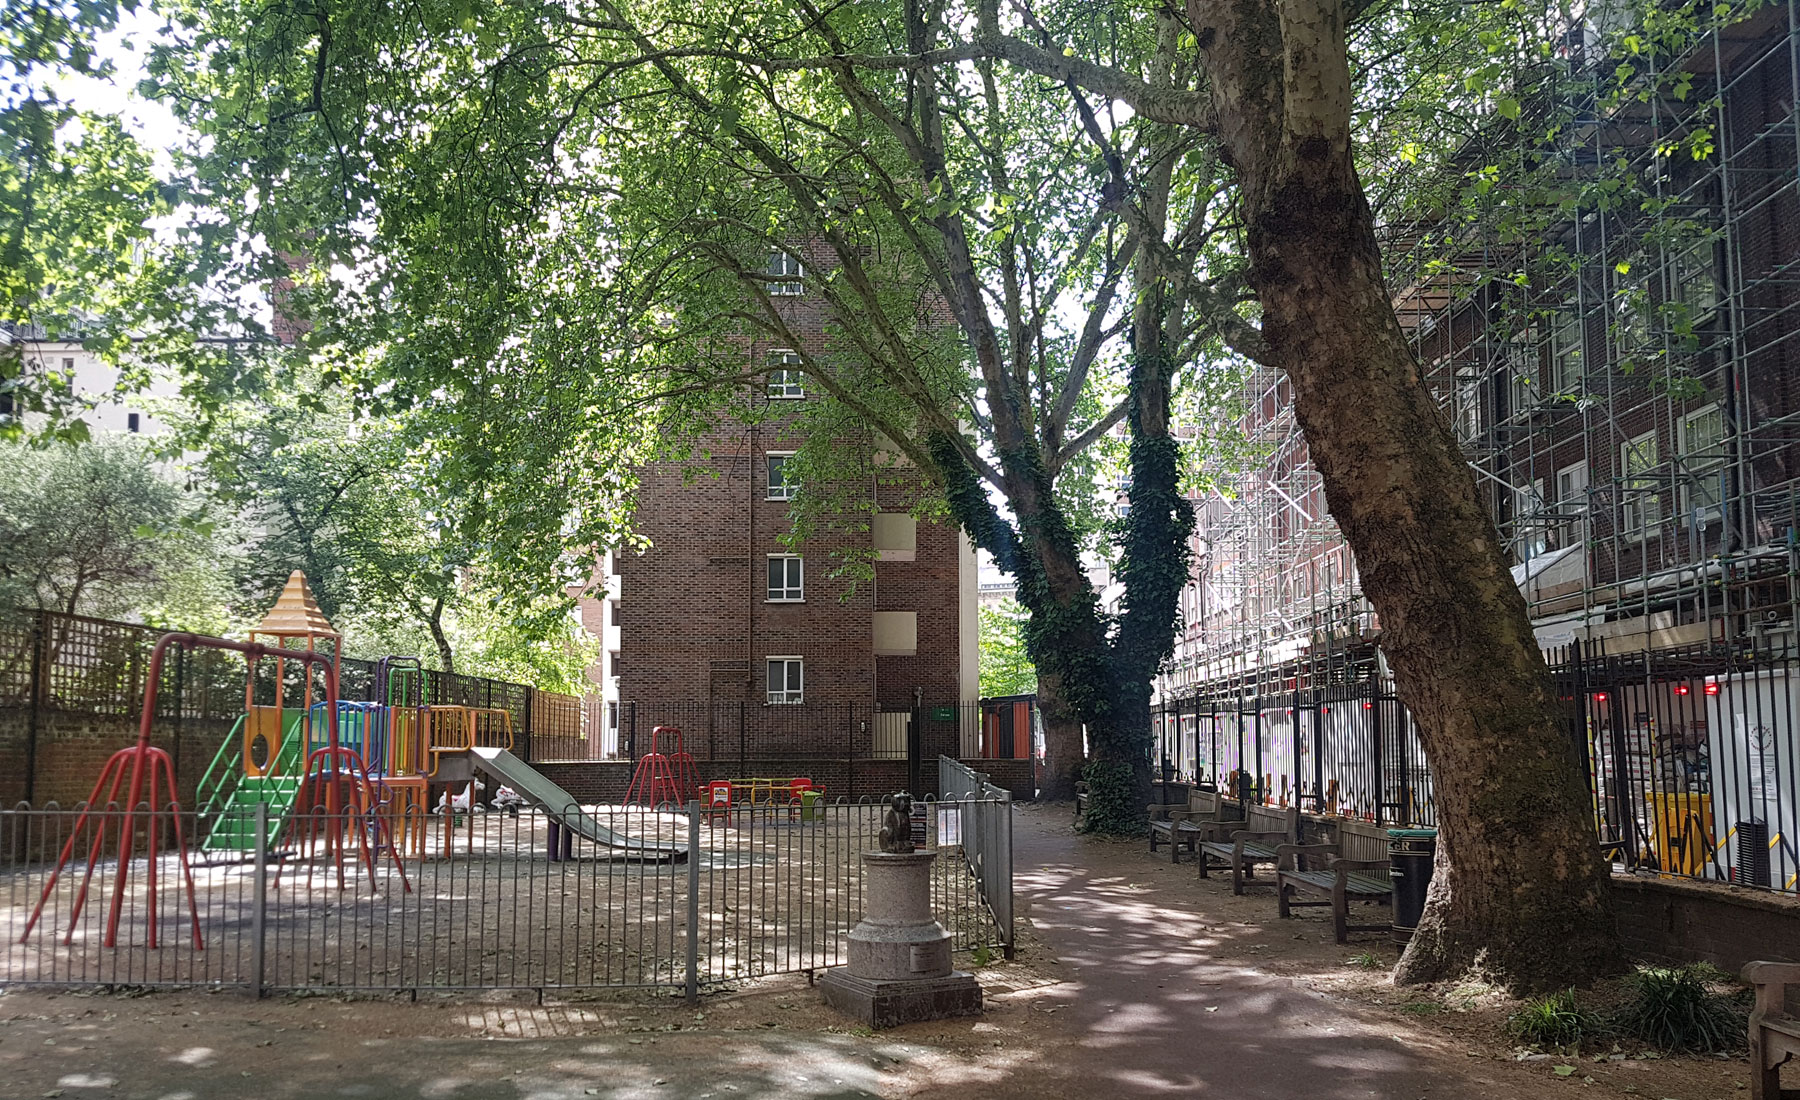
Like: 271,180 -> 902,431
930,705 -> 956,722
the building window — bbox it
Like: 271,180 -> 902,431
767,350 -> 805,399
61,357 -> 74,372
1515,478 -> 1548,559
1556,460 -> 1589,548
767,656 -> 803,704
767,250 -> 804,296
1611,256 -> 1650,353
766,453 -> 797,501
767,555 -> 804,601
1503,326 -> 1539,415
1550,314 -> 1584,395
1679,404 -> 1726,521
1670,237 -> 1718,320
1619,430 -> 1661,541
1453,375 -> 1481,442
127,412 -> 140,433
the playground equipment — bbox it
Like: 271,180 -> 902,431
623,725 -> 688,806
18,630 -> 412,949
197,572 -> 338,853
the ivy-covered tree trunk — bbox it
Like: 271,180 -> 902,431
1188,0 -> 1620,990
1035,670 -> 1086,801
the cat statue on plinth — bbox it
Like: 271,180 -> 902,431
878,792 -> 916,854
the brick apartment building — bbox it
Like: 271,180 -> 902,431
571,247 -> 985,796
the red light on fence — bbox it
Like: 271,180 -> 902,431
1594,692 -> 1608,703
1321,707 -> 1331,714
1362,702 -> 1373,710
1704,681 -> 1721,696
1674,684 -> 1691,696
1286,708 -> 1294,715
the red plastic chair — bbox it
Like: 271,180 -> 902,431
702,780 -> 734,823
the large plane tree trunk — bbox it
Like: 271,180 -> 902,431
1035,670 -> 1086,802
1189,0 -> 1621,990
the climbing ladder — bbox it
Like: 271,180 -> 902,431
196,711 -> 306,853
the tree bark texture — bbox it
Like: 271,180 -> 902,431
1188,0 -> 1620,990
1036,670 -> 1086,802
427,596 -> 455,675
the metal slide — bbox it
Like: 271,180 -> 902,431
469,747 -> 688,860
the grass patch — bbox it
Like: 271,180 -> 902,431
1507,989 -> 1598,1049
1400,1000 -> 1442,1016
1346,951 -> 1387,971
1610,965 -> 1745,1054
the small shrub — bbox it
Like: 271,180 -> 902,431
1347,951 -> 1386,971
971,944 -> 993,967
1400,1000 -> 1442,1016
1507,989 -> 1597,1049
1611,966 -> 1745,1054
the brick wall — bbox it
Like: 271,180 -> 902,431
1611,875 -> 1800,973
0,706 -> 236,808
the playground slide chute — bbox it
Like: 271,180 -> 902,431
468,748 -> 688,861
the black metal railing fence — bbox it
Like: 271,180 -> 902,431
1156,637 -> 1800,893
0,793 -> 1014,997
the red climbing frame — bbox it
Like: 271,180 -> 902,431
623,725 -> 689,806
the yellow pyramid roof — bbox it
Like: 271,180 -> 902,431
254,571 -> 340,638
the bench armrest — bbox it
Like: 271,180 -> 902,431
1744,961 -> 1800,1019
1276,842 -> 1339,870
1743,961 -> 1800,986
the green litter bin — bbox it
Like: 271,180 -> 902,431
1388,827 -> 1438,946
800,789 -> 823,822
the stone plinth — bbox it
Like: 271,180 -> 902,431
819,849 -> 982,1028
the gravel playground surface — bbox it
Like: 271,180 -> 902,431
0,802 -> 1781,1099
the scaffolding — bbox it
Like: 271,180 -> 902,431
1162,0 -> 1800,706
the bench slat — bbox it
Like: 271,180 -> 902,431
1284,870 -> 1391,896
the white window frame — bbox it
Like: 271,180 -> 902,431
1453,375 -> 1481,442
1619,430 -> 1661,542
767,349 -> 805,399
1551,314 -> 1584,395
1670,237 -> 1718,320
1678,405 -> 1726,522
1503,326 -> 1540,415
1515,477 -> 1548,559
767,656 -> 804,704
766,452 -> 797,501
766,554 -> 804,602
767,250 -> 804,296
1612,257 -> 1651,353
1556,460 -> 1589,549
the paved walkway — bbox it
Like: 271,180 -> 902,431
995,806 -> 1525,1099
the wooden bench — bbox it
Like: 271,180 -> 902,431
1198,805 -> 1300,894
1746,961 -> 1800,1100
1274,820 -> 1393,944
1147,789 -> 1244,863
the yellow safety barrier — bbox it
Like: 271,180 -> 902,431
1646,791 -> 1715,877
